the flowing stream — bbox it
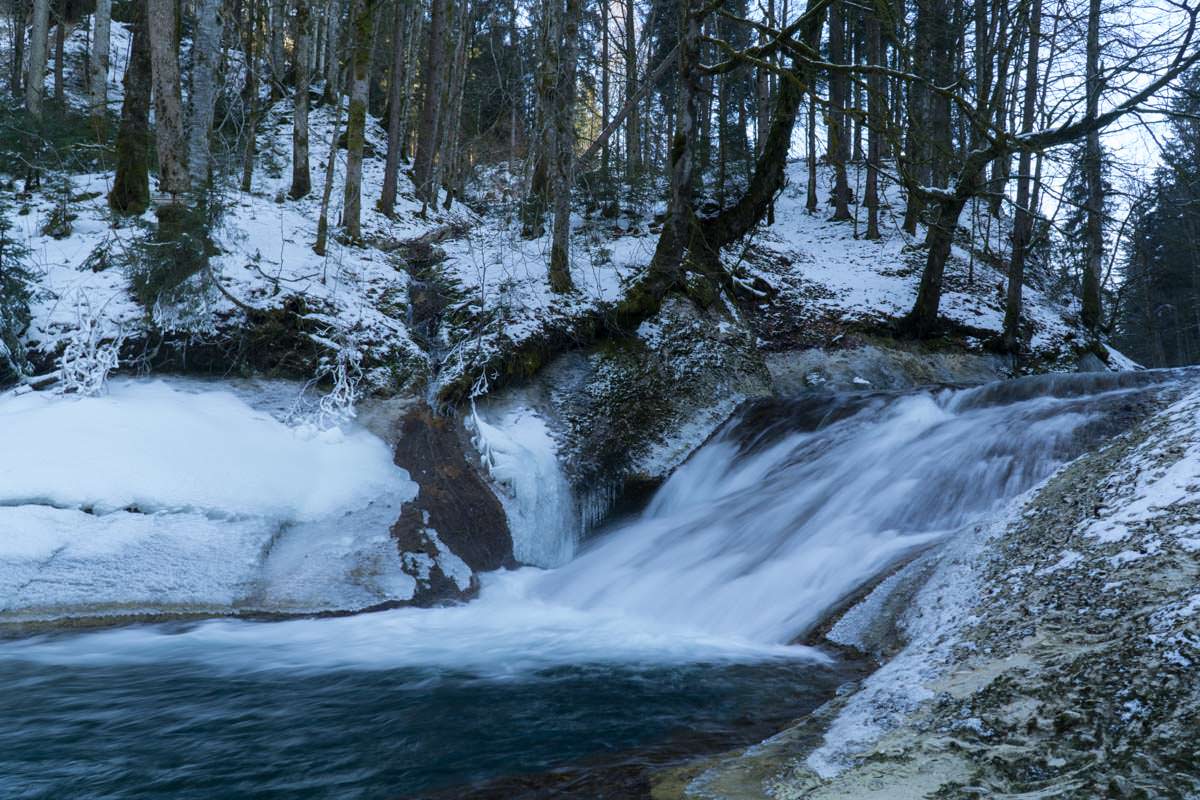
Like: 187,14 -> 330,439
0,369 -> 1182,798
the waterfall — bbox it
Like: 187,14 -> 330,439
0,369 -> 1188,800
0,369 -> 1182,669
528,369 -> 1179,644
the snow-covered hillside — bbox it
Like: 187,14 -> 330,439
0,17 -> 1128,407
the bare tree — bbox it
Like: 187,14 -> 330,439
291,0 -> 314,198
90,0 -> 113,123
1081,0 -> 1103,331
523,0 -> 559,234
323,0 -> 343,103
864,3 -> 883,240
1001,0 -> 1041,350
147,0 -> 190,203
414,0 -> 449,207
241,0 -> 262,191
9,0 -> 28,98
270,0 -> 289,98
315,72 -> 345,255
378,0 -> 413,215
187,0 -> 225,187
549,0 -> 582,293
342,0 -> 375,240
26,0 -> 49,118
827,0 -> 852,220
623,0 -> 640,179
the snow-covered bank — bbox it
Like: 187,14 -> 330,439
0,379 -> 420,623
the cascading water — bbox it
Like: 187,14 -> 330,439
533,370 -> 1164,644
0,369 -> 1182,798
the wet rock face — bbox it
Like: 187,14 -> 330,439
764,339 -> 1009,394
390,403 -> 513,605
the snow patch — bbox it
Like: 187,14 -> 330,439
0,379 -> 407,518
1038,549 -> 1085,575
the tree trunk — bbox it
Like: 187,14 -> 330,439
1001,0 -> 1041,350
315,72 -> 344,255
646,0 -> 702,284
436,0 -> 469,210
378,0 -> 410,214
269,0 -> 287,98
600,0 -> 611,188
10,0 -> 27,99
342,0 -> 374,239
1082,0 -> 1103,331
26,0 -> 49,117
756,0 -> 773,157
927,0 -> 953,189
985,0 -> 1011,215
109,0 -> 151,214
623,0 -> 639,179
828,0 -> 852,220
548,0 -> 581,293
413,0 -> 448,206
901,0 -> 929,233
523,0 -> 558,233
864,7 -> 882,240
147,0 -> 190,201
806,85 -> 818,213
90,0 -> 112,121
241,0 -> 261,191
53,16 -> 63,104
716,58 -> 728,206
323,0 -> 341,103
904,147 -> 993,335
187,0 -> 225,187
399,4 -> 423,160
290,0 -> 313,198
704,0 -> 826,248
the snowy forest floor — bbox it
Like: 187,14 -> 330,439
0,24 -> 1118,407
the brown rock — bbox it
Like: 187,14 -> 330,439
390,403 -> 514,605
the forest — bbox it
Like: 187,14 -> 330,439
1,0 -> 1199,388
4,0 -> 1200,796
